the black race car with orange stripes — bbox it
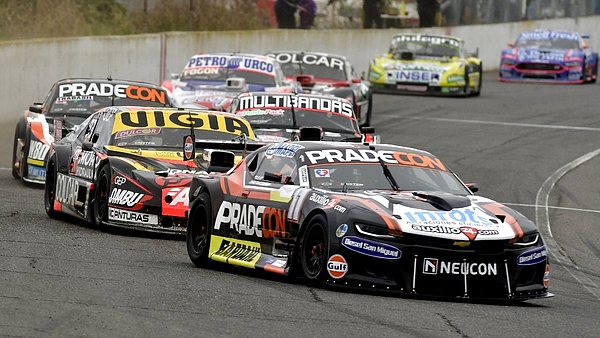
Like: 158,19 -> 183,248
186,141 -> 553,300
13,78 -> 173,185
44,106 -> 261,234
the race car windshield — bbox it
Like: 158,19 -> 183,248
279,62 -> 346,81
48,95 -> 168,115
236,108 -> 357,134
515,38 -> 579,49
111,128 -> 243,149
180,68 -> 277,86
391,41 -> 459,58
308,163 -> 470,194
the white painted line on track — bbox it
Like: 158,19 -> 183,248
0,168 -> 10,171
502,203 -> 600,214
535,148 -> 600,301
406,117 -> 600,131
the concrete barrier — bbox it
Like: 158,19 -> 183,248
2,16 -> 599,124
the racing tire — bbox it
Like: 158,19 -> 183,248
11,124 -> 23,180
186,192 -> 213,267
591,62 -> 598,84
300,214 -> 329,281
20,130 -> 31,183
44,154 -> 60,219
362,95 -> 373,127
473,64 -> 482,97
93,164 -> 111,229
463,71 -> 471,96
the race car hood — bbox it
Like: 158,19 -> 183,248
335,190 -> 536,242
503,47 -> 583,62
375,55 -> 460,73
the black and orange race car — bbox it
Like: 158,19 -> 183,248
228,92 -> 378,144
44,106 -> 261,234
13,78 -> 173,185
186,141 -> 553,300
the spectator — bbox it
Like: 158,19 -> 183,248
363,0 -> 384,29
275,0 -> 300,28
417,0 -> 439,27
299,0 -> 317,29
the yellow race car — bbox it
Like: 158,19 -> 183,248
369,33 -> 482,96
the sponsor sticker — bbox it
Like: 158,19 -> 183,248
314,169 -> 330,177
341,236 -> 401,259
336,224 -> 348,237
423,258 -> 498,276
327,254 -> 348,279
27,165 -> 46,178
108,207 -> 158,225
265,143 -> 303,158
209,235 -> 261,269
516,246 -> 548,266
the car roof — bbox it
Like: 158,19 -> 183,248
238,91 -> 350,102
392,33 -> 463,42
267,50 -> 349,61
54,78 -> 164,89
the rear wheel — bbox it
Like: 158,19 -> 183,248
93,165 -> 110,229
300,214 -> 329,281
187,192 -> 213,267
44,154 -> 60,219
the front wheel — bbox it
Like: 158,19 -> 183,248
187,192 -> 213,267
44,154 -> 60,219
361,95 -> 373,127
93,165 -> 110,229
472,64 -> 482,96
300,214 -> 329,281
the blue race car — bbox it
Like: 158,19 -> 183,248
499,29 -> 598,84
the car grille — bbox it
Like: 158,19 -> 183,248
516,62 -> 563,71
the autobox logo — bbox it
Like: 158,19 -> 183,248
327,254 -> 348,279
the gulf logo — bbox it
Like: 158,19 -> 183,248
327,254 -> 348,279
315,169 -> 330,177
183,135 -> 194,160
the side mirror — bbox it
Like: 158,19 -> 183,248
507,42 -> 514,47
469,47 -> 479,58
360,126 -> 375,134
581,33 -> 590,39
29,105 -> 43,113
299,126 -> 323,141
466,183 -> 479,193
82,141 -> 93,151
226,77 -> 247,91
204,150 -> 236,173
170,73 -> 180,80
583,43 -> 589,49
295,74 -> 315,87
351,78 -> 361,84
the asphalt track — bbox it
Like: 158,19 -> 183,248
2,73 -> 600,337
